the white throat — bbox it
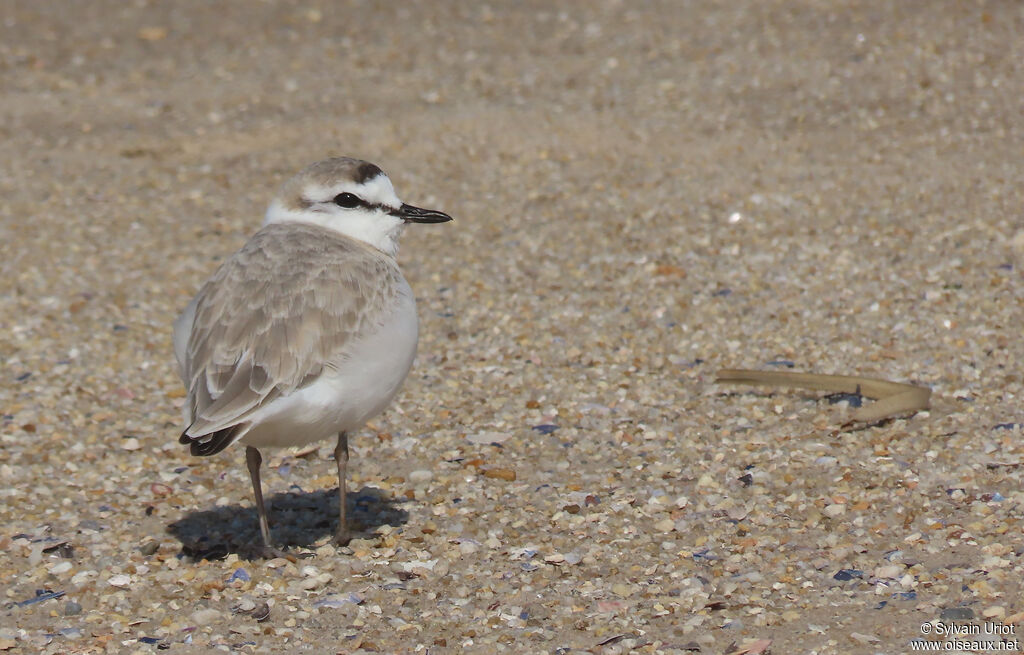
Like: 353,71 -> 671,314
263,174 -> 407,257
264,200 -> 405,257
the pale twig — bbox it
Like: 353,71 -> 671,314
716,369 -> 931,423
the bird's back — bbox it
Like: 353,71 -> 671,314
175,222 -> 409,453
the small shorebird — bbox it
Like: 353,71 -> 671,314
173,157 -> 451,551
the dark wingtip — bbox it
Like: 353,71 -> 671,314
181,426 -> 241,457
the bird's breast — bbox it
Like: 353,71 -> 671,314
328,279 -> 420,404
238,278 -> 419,449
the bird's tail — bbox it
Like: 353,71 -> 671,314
179,424 -> 243,456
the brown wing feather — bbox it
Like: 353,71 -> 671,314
180,222 -> 403,440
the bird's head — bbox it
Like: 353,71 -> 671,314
265,157 -> 452,256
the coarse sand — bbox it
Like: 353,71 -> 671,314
2,2 -> 1023,653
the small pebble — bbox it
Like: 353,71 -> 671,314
611,583 -> 634,597
236,599 -> 256,612
833,569 -> 863,582
654,518 -> 676,533
49,561 -> 72,575
467,432 -> 512,444
121,437 -> 141,451
409,470 -> 433,486
313,593 -> 364,609
823,504 -> 846,518
483,468 -> 516,481
228,567 -> 250,583
191,608 -> 222,624
939,607 -> 975,621
253,603 -> 271,622
850,632 -> 879,644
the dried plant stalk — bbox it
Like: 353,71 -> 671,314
716,369 -> 931,423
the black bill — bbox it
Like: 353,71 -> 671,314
397,203 -> 453,224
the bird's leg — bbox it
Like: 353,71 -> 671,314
245,446 -> 273,548
334,432 -> 350,545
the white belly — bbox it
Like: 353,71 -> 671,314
239,283 -> 419,449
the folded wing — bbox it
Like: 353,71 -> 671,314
175,223 -> 403,453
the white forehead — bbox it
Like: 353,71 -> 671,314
303,173 -> 402,208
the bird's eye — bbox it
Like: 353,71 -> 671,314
333,192 -> 361,208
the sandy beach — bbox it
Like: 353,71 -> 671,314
2,1 -> 1022,653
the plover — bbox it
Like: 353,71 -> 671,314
173,157 -> 451,550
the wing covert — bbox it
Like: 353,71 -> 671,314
179,223 -> 404,438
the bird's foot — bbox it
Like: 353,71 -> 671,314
249,544 -> 314,561
334,528 -> 351,547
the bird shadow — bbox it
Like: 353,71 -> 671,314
166,486 -> 408,561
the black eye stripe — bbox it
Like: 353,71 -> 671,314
328,193 -> 399,216
331,192 -> 391,214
